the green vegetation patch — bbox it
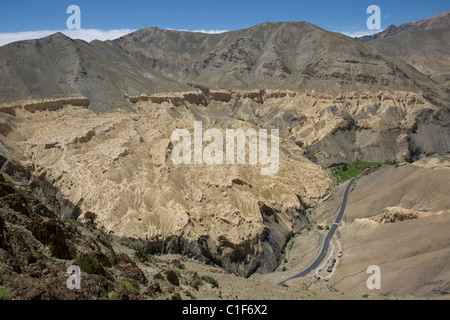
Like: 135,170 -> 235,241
278,233 -> 300,269
200,276 -> 219,288
0,286 -> 12,300
76,253 -> 95,274
173,268 -> 182,278
117,280 -> 137,295
330,160 -> 396,184
133,245 -> 150,263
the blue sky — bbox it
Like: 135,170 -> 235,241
0,0 -> 448,45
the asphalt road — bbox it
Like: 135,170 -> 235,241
278,178 -> 356,285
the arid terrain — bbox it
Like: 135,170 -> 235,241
0,11 -> 449,300
258,156 -> 449,298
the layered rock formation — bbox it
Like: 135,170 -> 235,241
371,207 -> 419,223
2,153 -> 329,300
129,89 -> 450,166
1,86 -> 448,276
0,97 -> 89,116
0,94 -> 335,276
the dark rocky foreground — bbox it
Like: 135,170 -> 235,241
0,155 -> 212,300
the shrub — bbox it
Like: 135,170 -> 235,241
173,268 -> 182,278
278,252 -> 286,265
117,280 -> 137,295
385,160 -> 397,166
0,286 -> 12,300
133,246 -> 149,262
189,291 -> 197,300
76,253 -> 95,274
165,270 -> 180,286
98,276 -> 113,292
200,276 -> 219,288
118,252 -> 127,260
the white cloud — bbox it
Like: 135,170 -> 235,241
166,28 -> 228,34
62,28 -> 137,42
0,28 -> 229,47
0,28 -> 137,47
0,27 -> 379,47
190,29 -> 228,34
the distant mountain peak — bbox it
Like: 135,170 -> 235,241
358,10 -> 450,42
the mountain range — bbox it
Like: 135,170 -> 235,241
1,14 -> 449,112
359,11 -> 450,86
358,10 -> 449,42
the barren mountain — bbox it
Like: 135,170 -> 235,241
113,22 -> 438,93
0,21 -> 446,113
358,11 -> 450,42
369,25 -> 450,86
0,33 -> 189,112
358,11 -> 450,86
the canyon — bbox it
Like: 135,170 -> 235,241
0,11 -> 449,300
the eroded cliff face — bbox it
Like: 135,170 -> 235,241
0,97 -> 89,116
0,89 -> 448,276
128,89 -> 449,165
0,94 -> 332,276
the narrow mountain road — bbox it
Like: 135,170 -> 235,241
278,178 -> 356,285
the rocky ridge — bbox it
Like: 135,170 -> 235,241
128,89 -> 449,165
0,20 -> 445,112
358,11 -> 450,42
0,155 -> 189,300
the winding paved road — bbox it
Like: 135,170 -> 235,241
279,178 -> 356,285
